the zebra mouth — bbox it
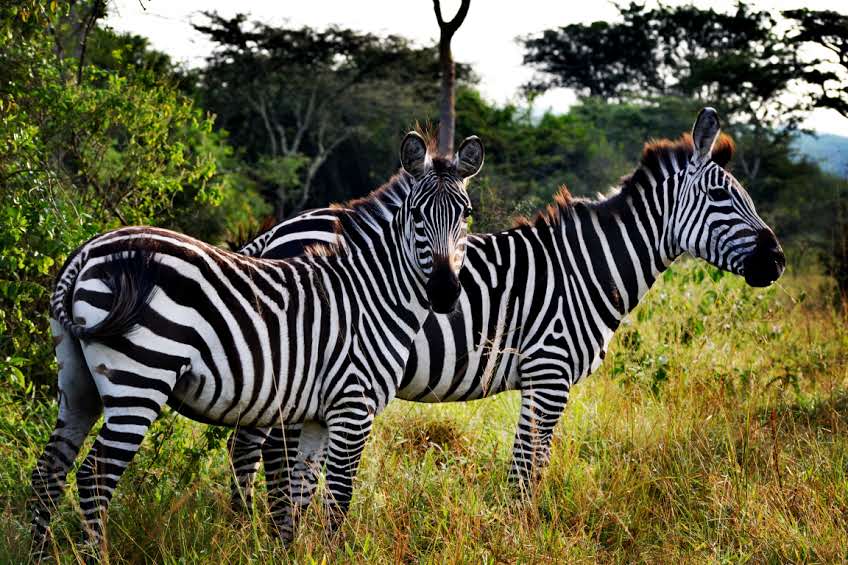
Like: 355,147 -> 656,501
743,255 -> 785,287
743,250 -> 786,287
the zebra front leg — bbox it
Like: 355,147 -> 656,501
322,399 -> 374,537
266,422 -> 329,544
284,422 -> 328,541
30,322 -> 102,561
228,427 -> 271,513
508,383 -> 570,493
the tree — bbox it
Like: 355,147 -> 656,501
521,3 -> 848,187
524,4 -> 807,127
194,13 -> 454,220
433,0 -> 470,155
783,9 -> 848,118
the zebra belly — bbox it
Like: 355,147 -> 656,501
400,349 -> 519,403
398,312 -> 522,403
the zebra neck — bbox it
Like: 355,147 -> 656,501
554,167 -> 680,320
347,214 -> 429,325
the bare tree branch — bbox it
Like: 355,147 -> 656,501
293,128 -> 353,214
433,0 -> 470,38
433,0 -> 470,155
246,92 -> 278,156
292,84 -> 318,154
75,1 -> 105,85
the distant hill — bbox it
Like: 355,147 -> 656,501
793,133 -> 848,178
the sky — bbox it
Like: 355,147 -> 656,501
106,0 -> 848,136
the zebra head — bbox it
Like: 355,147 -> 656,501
399,132 -> 483,313
673,108 -> 785,287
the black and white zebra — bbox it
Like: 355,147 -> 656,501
225,108 -> 785,513
29,132 -> 485,557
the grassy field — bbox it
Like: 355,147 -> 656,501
1,260 -> 847,563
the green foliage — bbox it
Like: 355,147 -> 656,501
522,3 -> 846,131
0,4 -> 267,391
782,9 -> 848,117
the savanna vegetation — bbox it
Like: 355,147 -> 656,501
1,1 -> 847,562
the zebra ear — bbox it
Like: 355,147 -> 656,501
400,131 -> 429,178
692,107 -> 721,163
455,136 -> 484,179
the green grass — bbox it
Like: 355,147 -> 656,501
2,261 -> 847,563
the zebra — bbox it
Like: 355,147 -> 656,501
225,108 -> 786,515
28,132 -> 485,557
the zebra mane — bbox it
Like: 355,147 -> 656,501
517,132 -> 735,228
333,124 -> 440,223
306,169 -> 415,257
226,215 -> 278,251
336,169 -> 413,222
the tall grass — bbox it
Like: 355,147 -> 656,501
2,260 -> 846,563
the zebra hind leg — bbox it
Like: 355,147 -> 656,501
73,342 -> 174,558
228,426 -> 271,514
30,321 -> 102,561
264,422 -> 331,545
75,403 -> 167,558
508,383 -> 570,494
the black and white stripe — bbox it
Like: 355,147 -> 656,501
29,133 -> 484,557
226,108 -> 785,510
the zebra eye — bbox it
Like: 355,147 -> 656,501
709,188 -> 731,201
463,206 -> 473,219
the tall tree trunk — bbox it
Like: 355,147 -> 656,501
433,0 -> 470,156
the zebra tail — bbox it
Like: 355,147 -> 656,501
51,248 -> 159,340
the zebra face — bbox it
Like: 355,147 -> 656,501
400,132 -> 483,313
676,108 -> 785,287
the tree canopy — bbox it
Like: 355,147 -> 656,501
523,3 -> 847,131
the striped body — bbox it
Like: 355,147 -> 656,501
60,226 -> 425,427
252,211 -> 626,402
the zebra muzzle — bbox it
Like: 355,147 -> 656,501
743,229 -> 786,287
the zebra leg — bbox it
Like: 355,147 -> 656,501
322,399 -> 374,536
75,399 -> 166,556
73,342 -> 175,557
262,423 -> 304,544
228,426 -> 271,513
30,321 -> 102,561
284,422 -> 328,540
508,383 -> 570,493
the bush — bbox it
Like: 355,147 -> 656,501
0,6 -> 266,392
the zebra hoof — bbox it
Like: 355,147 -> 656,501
274,526 -> 295,547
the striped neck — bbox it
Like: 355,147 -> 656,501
549,163 -> 682,320
331,203 -> 430,322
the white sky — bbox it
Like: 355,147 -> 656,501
106,0 -> 848,136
